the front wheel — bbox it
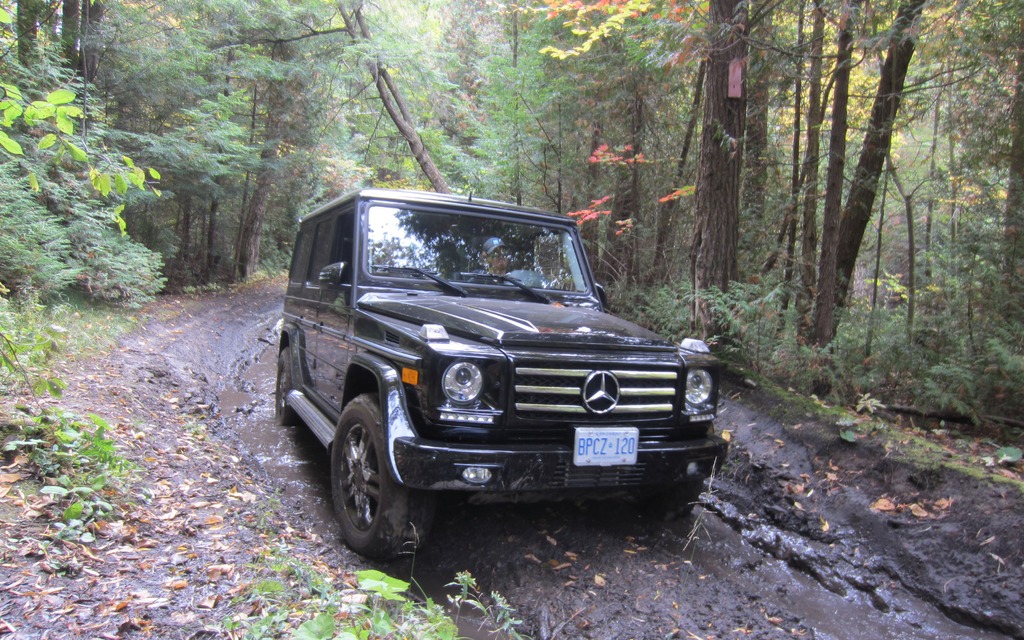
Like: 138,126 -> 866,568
331,394 -> 436,559
275,345 -> 299,427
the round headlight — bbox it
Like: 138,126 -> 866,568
442,361 -> 484,404
685,368 -> 713,405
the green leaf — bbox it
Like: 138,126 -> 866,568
38,133 -> 57,150
63,501 -> 84,521
94,172 -> 112,197
839,430 -> 857,443
0,131 -> 23,155
46,89 -> 77,105
28,173 -> 39,191
1,83 -> 22,100
114,174 -> 128,195
65,141 -> 88,162
293,614 -> 335,640
46,378 -> 66,398
356,570 -> 409,601
55,111 -> 75,135
996,447 -> 1022,464
41,486 -> 71,497
0,8 -> 13,24
148,167 -> 161,180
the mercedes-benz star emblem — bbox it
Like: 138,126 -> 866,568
582,370 -> 620,414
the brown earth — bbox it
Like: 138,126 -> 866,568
0,278 -> 1021,639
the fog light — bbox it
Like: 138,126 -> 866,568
686,462 -> 699,476
461,467 -> 493,484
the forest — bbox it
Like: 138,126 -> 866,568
1,0 -> 1022,435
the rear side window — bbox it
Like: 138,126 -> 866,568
305,218 -> 335,285
289,230 -> 312,285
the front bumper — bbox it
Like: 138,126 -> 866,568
392,435 -> 728,492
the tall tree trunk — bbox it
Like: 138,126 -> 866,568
797,0 -> 827,331
743,5 -> 772,225
61,0 -> 81,72
832,0 -> 928,310
888,156 -> 916,341
341,4 -> 450,194
235,161 -> 274,281
655,61 -> 704,276
16,0 -> 45,67
691,0 -> 748,337
80,1 -> 103,83
1005,25 -> 1024,290
811,0 -> 858,347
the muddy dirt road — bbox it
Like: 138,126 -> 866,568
212,280 -> 1021,640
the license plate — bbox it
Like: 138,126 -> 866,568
573,427 -> 639,466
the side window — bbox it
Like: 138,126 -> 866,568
289,229 -> 312,286
335,209 -> 354,271
305,218 -> 335,285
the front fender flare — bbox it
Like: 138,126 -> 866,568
348,352 -> 417,485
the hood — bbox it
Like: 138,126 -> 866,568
358,293 -> 676,351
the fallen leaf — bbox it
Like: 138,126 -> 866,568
910,504 -> 930,519
524,553 -> 542,564
819,516 -> 830,533
0,473 -> 23,484
593,574 -> 606,587
165,579 -> 188,590
545,535 -> 557,546
870,497 -> 897,512
207,564 -> 235,581
203,515 -> 224,526
197,595 -> 219,609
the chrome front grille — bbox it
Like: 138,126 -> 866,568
513,366 -> 678,420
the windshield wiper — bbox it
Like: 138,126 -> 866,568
371,265 -> 468,297
468,273 -> 551,304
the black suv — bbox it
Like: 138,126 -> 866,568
276,189 -> 727,558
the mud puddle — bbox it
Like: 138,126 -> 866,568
220,340 -> 1010,640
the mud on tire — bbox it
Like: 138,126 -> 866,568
331,394 -> 436,559
275,345 -> 300,427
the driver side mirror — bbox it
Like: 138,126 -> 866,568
318,262 -> 347,287
595,283 -> 609,310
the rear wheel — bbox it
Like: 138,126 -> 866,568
331,394 -> 436,559
275,345 -> 299,426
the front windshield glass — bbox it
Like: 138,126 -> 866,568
366,205 -> 588,292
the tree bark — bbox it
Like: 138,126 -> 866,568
1005,25 -> 1024,289
811,0 -> 858,347
797,0 -> 827,330
691,0 -> 748,337
832,0 -> 928,309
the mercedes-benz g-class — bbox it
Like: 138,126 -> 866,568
276,189 -> 727,558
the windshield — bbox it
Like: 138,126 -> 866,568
366,205 -> 588,293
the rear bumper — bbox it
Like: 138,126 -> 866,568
392,435 -> 728,492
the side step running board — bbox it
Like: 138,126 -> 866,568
286,390 -> 335,447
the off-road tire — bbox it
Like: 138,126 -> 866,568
331,394 -> 436,559
275,345 -> 300,427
